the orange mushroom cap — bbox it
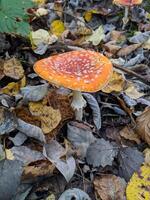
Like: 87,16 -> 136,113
113,0 -> 142,6
33,50 -> 113,92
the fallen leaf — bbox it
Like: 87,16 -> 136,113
32,0 -> 46,4
67,121 -> 96,158
3,58 -> 24,80
0,59 -> 5,80
143,148 -> 150,165
125,83 -> 144,99
129,31 -> 150,43
50,20 -> 65,37
1,76 -> 26,95
119,126 -> 141,144
83,93 -> 101,129
102,71 -> 126,93
126,164 -> 150,200
86,139 -> 118,167
143,37 -> 150,49
111,30 -> 126,42
58,188 -> 91,200
29,101 -> 61,134
135,107 -> 150,145
17,118 -> 46,143
21,84 -> 48,102
0,144 -> 5,161
35,8 -> 48,17
86,25 -> 105,46
103,41 -> 121,55
30,29 -> 50,47
10,146 -> 45,165
0,160 -> 23,200
118,147 -> 144,181
43,140 -> 76,182
0,107 -> 17,135
9,132 -> 27,146
117,43 -> 141,57
94,175 -> 126,200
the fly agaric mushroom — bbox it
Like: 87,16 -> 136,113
113,0 -> 142,29
33,50 -> 112,121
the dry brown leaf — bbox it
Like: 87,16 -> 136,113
111,30 -> 126,42
29,101 -> 61,134
102,71 -> 126,93
94,175 -> 126,200
3,57 -> 24,80
22,160 -> 55,181
125,83 -> 144,99
143,148 -> 150,165
117,43 -> 141,57
135,107 -> 150,145
103,41 -> 121,54
0,59 -> 4,80
120,126 -> 141,144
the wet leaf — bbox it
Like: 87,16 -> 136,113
126,164 -> 150,200
119,126 -> 141,144
20,84 -> 48,102
86,139 -> 118,167
0,160 -> 23,200
50,20 -> 65,37
43,140 -> 76,182
118,147 -> 144,181
135,107 -> 150,145
58,188 -> 91,200
94,175 -> 126,200
29,101 -> 61,134
86,25 -> 105,46
3,58 -> 24,80
67,121 -> 96,158
83,93 -> 101,129
0,107 -> 17,135
10,146 -> 45,165
102,71 -> 126,93
17,118 -> 46,143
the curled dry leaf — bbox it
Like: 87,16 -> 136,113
117,43 -> 141,57
102,71 -> 126,93
86,139 -> 118,167
119,126 -> 141,144
3,58 -> 24,80
29,101 -> 61,134
126,164 -> 150,200
94,175 -> 126,200
58,188 -> 91,200
67,121 -> 96,158
135,107 -> 150,145
0,107 -> 17,135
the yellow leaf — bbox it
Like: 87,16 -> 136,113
84,11 -> 93,22
102,71 -> 126,93
125,83 -> 144,99
29,101 -> 61,134
32,0 -> 46,5
1,76 -> 26,95
126,164 -> 150,200
50,20 -> 65,37
5,149 -> 14,160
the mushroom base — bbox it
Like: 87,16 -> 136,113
71,90 -> 87,121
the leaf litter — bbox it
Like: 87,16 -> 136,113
0,0 -> 150,199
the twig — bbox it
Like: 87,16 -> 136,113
114,65 -> 150,87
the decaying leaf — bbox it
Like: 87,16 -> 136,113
135,107 -> 150,145
3,58 -> 24,80
94,175 -> 126,200
0,107 -> 17,135
119,126 -> 141,144
102,71 -> 126,93
144,148 -> 150,165
17,118 -> 46,143
67,121 -> 96,158
126,164 -> 150,200
29,101 -> 61,134
86,25 -> 105,46
125,83 -> 144,99
50,20 -> 65,37
86,139 -> 118,167
117,43 -> 141,57
43,140 -> 76,182
118,147 -> 144,181
58,188 -> 91,200
1,76 -> 26,96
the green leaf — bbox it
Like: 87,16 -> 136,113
0,0 -> 35,37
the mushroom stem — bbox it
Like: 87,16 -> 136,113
122,6 -> 129,29
71,90 -> 87,121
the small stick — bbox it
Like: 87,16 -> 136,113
114,65 -> 150,87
